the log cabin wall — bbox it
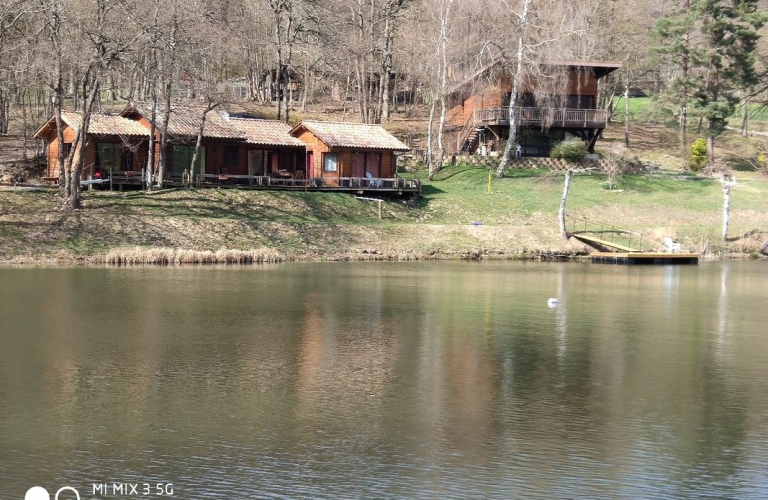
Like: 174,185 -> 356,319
293,128 -> 397,181
446,69 -> 600,128
44,127 -> 147,180
294,129 -> 331,178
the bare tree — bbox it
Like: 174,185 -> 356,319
559,169 -> 573,239
189,99 -> 221,186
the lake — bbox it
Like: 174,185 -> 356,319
1,261 -> 767,499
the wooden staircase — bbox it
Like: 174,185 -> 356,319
461,128 -> 480,154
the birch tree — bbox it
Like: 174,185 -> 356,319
494,0 -> 587,178
433,0 -> 452,177
559,169 -> 573,239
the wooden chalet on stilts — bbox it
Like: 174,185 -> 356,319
444,60 -> 622,157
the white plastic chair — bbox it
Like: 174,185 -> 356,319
663,237 -> 681,254
366,172 -> 383,188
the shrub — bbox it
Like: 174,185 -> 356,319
690,138 -> 708,171
757,151 -> 767,173
551,140 -> 587,162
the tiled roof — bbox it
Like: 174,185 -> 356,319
229,118 -> 305,147
123,103 -> 246,140
291,121 -> 410,151
34,112 -> 151,138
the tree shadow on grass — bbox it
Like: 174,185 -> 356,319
420,184 -> 446,196
619,174 -> 714,194
723,156 -> 759,172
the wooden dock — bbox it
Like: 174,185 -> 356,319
590,252 -> 699,265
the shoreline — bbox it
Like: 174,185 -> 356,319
0,246 -> 762,266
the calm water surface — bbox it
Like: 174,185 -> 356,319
1,261 -> 767,499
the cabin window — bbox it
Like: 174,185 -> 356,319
172,144 -> 206,173
224,145 -> 239,165
567,95 -> 596,109
97,143 -> 120,172
323,153 -> 338,173
518,93 -> 536,107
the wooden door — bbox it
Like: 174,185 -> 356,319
352,152 -> 365,177
365,153 -> 381,177
306,151 -> 314,178
248,150 -> 264,177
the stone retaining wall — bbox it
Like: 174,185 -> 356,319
401,155 -> 646,174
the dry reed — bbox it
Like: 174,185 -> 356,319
105,246 -> 284,265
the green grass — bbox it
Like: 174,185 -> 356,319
421,165 -> 721,222
611,96 -> 768,132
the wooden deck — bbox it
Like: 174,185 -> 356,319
590,252 -> 699,265
473,107 -> 609,128
103,172 -> 421,195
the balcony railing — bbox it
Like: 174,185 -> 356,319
473,107 -> 609,128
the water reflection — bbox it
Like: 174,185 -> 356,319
0,262 -> 767,498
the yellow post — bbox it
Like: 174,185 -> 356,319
487,171 -> 492,195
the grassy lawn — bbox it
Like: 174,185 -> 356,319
611,96 -> 768,132
421,163 -> 768,229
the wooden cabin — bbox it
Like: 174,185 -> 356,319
120,104 -> 250,181
444,60 -> 622,157
34,107 -> 418,194
289,121 -> 409,186
34,112 -> 151,182
228,117 -> 305,178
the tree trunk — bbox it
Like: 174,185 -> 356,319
559,169 -> 573,239
722,181 -> 731,242
67,65 -> 75,96
496,0 -> 532,178
21,90 -> 28,161
707,126 -> 715,164
106,73 -> 116,102
48,14 -> 67,196
740,95 -> 749,137
435,0 -> 452,173
624,74 -> 630,148
190,105 -> 217,184
69,76 -> 101,209
273,2 -> 284,121
284,69 -> 290,124
679,0 -> 690,165
158,82 -> 171,189
146,94 -> 157,191
379,9 -> 394,123
426,92 -> 437,180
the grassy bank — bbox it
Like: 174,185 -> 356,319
2,157 -> 767,263
611,96 -> 768,133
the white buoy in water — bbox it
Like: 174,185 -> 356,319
547,298 -> 559,308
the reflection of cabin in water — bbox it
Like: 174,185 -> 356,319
444,60 -> 622,157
